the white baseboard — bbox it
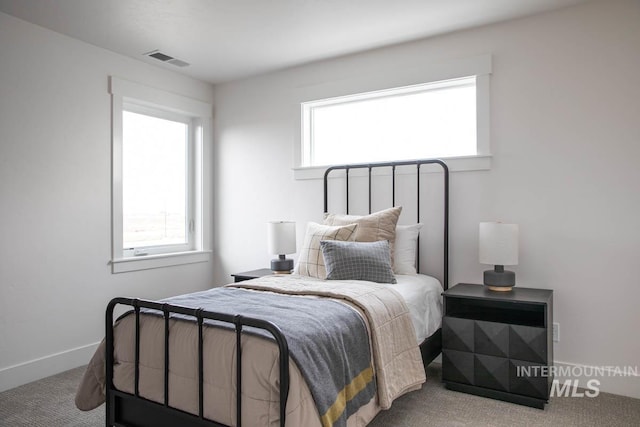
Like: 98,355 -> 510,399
553,360 -> 640,399
0,341 -> 100,393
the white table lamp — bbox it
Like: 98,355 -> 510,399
479,222 -> 519,291
267,221 -> 296,273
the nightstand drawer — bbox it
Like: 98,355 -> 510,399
510,325 -> 547,364
475,354 -> 509,392
442,349 -> 474,385
509,359 -> 549,399
442,316 -> 474,353
475,320 -> 509,358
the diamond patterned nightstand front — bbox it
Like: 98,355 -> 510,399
442,283 -> 553,409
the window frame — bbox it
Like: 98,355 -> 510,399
109,77 -> 211,273
293,55 -> 492,180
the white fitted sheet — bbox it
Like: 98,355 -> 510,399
393,274 -> 443,343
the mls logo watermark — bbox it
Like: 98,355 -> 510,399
517,365 -> 638,398
550,379 -> 600,397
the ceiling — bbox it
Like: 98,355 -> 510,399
0,0 -> 590,84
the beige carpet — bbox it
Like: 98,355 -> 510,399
1,364 -> 639,426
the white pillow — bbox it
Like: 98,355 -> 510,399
393,223 -> 423,275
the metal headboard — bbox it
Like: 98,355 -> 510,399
323,159 -> 449,290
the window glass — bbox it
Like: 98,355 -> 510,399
122,111 -> 188,250
302,76 -> 477,167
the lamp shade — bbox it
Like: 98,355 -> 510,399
267,221 -> 296,255
479,222 -> 519,266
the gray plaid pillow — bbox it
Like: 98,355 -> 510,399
320,240 -> 397,284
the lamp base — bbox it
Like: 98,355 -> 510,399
483,267 -> 515,292
271,257 -> 293,274
486,285 -> 514,292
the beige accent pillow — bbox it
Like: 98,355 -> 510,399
323,206 -> 402,261
294,222 -> 358,279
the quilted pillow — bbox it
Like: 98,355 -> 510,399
320,240 -> 396,284
323,206 -> 402,260
294,222 -> 358,279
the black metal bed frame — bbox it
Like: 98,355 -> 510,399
105,298 -> 290,427
105,159 -> 449,426
323,159 -> 449,365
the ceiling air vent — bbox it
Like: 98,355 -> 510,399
144,50 -> 190,67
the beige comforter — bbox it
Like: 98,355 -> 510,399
75,274 -> 426,426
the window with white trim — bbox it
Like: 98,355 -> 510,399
110,77 -> 211,273
294,55 -> 492,177
302,76 -> 478,167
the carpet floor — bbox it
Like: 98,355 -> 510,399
1,364 -> 639,426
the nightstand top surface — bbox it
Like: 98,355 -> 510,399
231,268 -> 274,278
444,283 -> 552,304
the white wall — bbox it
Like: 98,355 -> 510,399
213,0 -> 640,397
0,12 -> 215,391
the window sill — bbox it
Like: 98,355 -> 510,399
293,155 -> 492,180
111,250 -> 212,274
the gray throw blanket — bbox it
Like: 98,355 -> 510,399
154,287 -> 376,427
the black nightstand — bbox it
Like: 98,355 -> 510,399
231,268 -> 275,283
442,283 -> 553,409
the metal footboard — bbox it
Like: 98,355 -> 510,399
105,297 -> 290,427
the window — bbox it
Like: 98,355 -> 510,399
122,107 -> 191,256
302,77 -> 476,166
110,77 -> 211,273
294,54 -> 492,178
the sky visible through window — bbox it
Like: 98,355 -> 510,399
307,79 -> 476,166
122,111 -> 187,248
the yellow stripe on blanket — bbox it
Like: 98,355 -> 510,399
320,366 -> 375,427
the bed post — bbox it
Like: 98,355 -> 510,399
105,298 -> 122,427
441,160 -> 449,290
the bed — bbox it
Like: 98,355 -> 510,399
76,159 -> 449,427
